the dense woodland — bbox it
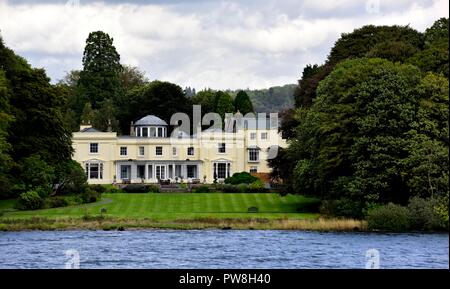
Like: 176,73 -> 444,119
225,84 -> 296,113
269,18 -> 449,230
185,84 -> 295,113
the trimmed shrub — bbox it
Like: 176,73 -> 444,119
102,184 -> 123,193
248,206 -> 259,213
88,184 -> 107,194
407,197 -> 443,231
122,184 -> 150,193
237,184 -> 248,193
147,184 -> 160,193
367,203 -> 410,231
46,196 -> 69,208
81,188 -> 101,203
213,182 -> 269,193
17,190 -> 44,210
222,184 -> 241,193
224,172 -> 259,185
244,180 -> 270,193
121,184 -> 160,193
193,185 -> 210,193
177,183 -> 188,190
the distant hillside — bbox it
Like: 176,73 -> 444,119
226,84 -> 296,113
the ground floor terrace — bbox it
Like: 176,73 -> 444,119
84,159 -> 235,184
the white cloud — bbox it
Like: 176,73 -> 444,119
0,0 -> 448,90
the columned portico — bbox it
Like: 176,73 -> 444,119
115,160 -> 202,183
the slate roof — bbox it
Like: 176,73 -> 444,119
81,127 -> 100,133
134,115 -> 168,126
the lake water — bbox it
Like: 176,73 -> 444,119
0,230 -> 448,269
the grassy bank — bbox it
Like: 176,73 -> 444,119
0,216 -> 367,231
0,193 -> 366,231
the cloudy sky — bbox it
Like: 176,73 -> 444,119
0,0 -> 448,90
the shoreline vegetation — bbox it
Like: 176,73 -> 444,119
0,216 -> 367,232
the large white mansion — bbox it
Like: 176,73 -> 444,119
72,114 -> 286,184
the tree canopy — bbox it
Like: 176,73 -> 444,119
76,31 -> 123,111
233,90 -> 254,115
292,20 -> 448,110
283,58 -> 449,217
122,80 -> 191,134
273,18 -> 449,218
214,91 -> 234,121
0,35 -> 79,198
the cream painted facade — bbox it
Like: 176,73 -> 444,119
72,115 -> 287,184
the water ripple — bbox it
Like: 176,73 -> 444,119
0,230 -> 448,269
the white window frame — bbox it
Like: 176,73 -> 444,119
157,127 -> 164,138
250,132 -> 256,140
120,165 -> 131,180
137,165 -> 146,179
155,164 -> 166,180
120,146 -> 127,156
213,162 -> 231,180
138,146 -> 145,156
150,127 -> 157,138
261,132 -> 268,140
218,142 -> 226,154
187,146 -> 194,156
85,162 -> 103,180
172,147 -> 177,156
142,127 -> 148,137
248,148 -> 259,162
155,146 -> 163,156
89,143 -> 99,154
148,164 -> 153,179
187,165 -> 197,178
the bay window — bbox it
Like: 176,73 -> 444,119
85,162 -> 103,180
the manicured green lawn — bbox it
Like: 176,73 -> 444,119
0,193 -> 320,220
